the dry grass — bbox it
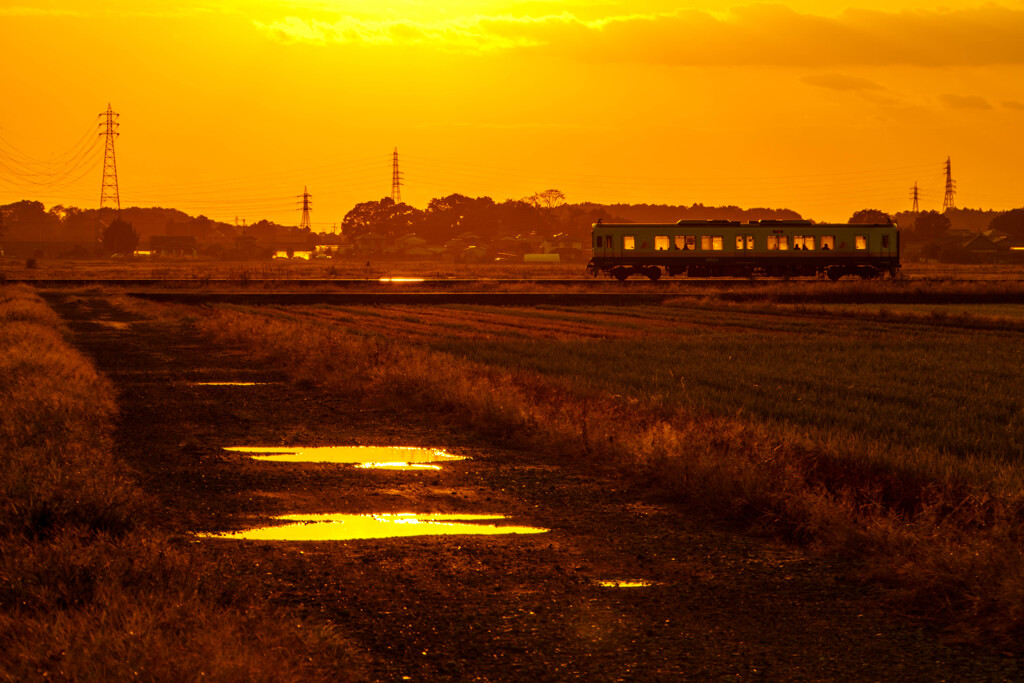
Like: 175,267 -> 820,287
0,285 -> 362,680
155,297 -> 1024,647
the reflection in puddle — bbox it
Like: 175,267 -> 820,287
595,580 -> 655,588
198,513 -> 548,541
191,382 -> 265,386
379,277 -> 425,283
223,445 -> 467,470
95,320 -> 131,330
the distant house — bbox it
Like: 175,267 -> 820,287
541,234 -> 584,262
150,235 -> 197,257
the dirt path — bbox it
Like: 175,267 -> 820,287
47,291 -> 1019,681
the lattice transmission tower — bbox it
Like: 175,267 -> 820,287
910,182 -> 920,213
99,103 -> 120,213
298,186 -> 312,230
391,147 -> 402,203
942,157 -> 956,211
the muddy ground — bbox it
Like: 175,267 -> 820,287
46,291 -> 1021,681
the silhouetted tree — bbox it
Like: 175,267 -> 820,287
848,209 -> 893,224
341,198 -> 422,237
101,219 -> 139,256
989,208 -> 1024,240
912,211 -> 951,242
525,189 -> 566,210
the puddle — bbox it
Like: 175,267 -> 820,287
223,445 -> 467,470
95,320 -> 131,330
198,512 -> 548,541
595,579 -> 655,588
191,382 -> 266,386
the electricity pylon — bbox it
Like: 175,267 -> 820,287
99,103 -> 120,213
910,182 -> 920,213
298,186 -> 312,230
942,157 -> 956,211
391,147 -> 402,203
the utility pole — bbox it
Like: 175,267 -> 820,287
910,182 -> 920,213
298,186 -> 312,230
391,147 -> 402,204
942,157 -> 956,211
99,103 -> 120,214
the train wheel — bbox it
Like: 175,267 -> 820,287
827,267 -> 843,282
611,266 -> 631,282
645,266 -> 662,281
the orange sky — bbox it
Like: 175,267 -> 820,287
1,0 -> 1022,227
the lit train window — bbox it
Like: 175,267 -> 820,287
805,236 -> 815,250
686,235 -> 696,250
855,235 -> 867,250
793,236 -> 805,250
746,236 -> 754,250
701,235 -> 712,250
624,235 -> 636,250
735,235 -> 744,249
821,235 -> 835,250
712,236 -> 723,250
767,236 -> 778,250
674,236 -> 687,250
655,236 -> 670,250
778,236 -> 789,250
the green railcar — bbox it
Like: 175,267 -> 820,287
586,219 -> 900,281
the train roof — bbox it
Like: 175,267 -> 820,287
592,219 -> 896,229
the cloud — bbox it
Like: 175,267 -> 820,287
253,4 -> 1024,68
800,74 -> 885,92
938,94 -> 993,110
1003,101 -> 1024,110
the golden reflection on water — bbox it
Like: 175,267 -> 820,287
378,277 -> 425,283
198,513 -> 549,541
595,580 -> 654,588
223,445 -> 467,470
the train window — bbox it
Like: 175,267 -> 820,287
804,236 -> 815,250
821,235 -> 835,250
735,235 -> 744,250
746,236 -> 755,250
712,236 -> 723,250
593,234 -> 600,248
793,236 -> 805,250
855,235 -> 867,250
655,235 -> 670,251
778,236 -> 789,251
624,235 -> 635,250
767,235 -> 778,250
700,235 -> 711,250
686,235 -> 695,250
606,236 -> 613,248
882,235 -> 890,248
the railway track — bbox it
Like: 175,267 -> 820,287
8,277 -> 1024,306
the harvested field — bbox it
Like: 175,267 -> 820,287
6,279 -> 1024,679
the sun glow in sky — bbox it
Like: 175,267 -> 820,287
1,0 -> 1022,225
